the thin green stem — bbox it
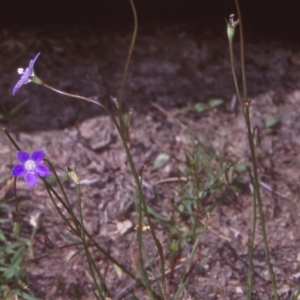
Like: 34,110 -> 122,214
44,178 -> 136,281
13,177 -> 20,237
110,1 -> 157,290
234,0 -> 247,101
3,128 -> 136,287
246,167 -> 257,299
118,0 -> 138,117
245,107 -> 278,299
26,242 -> 82,264
39,13 -> 163,291
42,178 -> 79,237
191,162 -> 201,241
117,1 -> 166,295
117,122 -> 166,298
133,192 -> 155,299
43,176 -> 136,281
228,40 -> 244,116
228,3 -> 278,298
42,83 -> 106,110
84,230 -> 136,280
173,220 -> 209,299
41,85 -> 165,297
76,183 -> 106,299
112,4 -> 165,290
229,23 -> 258,300
44,159 -> 81,236
3,128 -> 21,151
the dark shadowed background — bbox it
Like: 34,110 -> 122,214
1,0 -> 300,39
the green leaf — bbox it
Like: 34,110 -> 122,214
113,263 -> 123,279
208,98 -> 224,108
4,245 -> 25,279
265,116 -> 279,128
45,173 -> 68,185
0,230 -> 7,243
194,103 -> 208,113
234,163 -> 247,173
153,153 -> 170,169
19,291 -> 42,300
180,107 -> 190,114
7,99 -> 28,118
122,113 -> 129,124
0,218 -> 11,224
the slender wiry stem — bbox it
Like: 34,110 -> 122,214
43,176 -> 137,282
228,39 -> 244,118
12,177 -> 20,237
117,1 -> 166,296
234,0 -> 247,101
244,106 -> 278,299
246,166 -> 257,299
44,159 -> 81,235
229,3 -> 278,298
42,179 -> 79,238
76,183 -> 107,299
114,1 -> 151,290
42,83 -> 106,110
191,161 -> 202,241
47,83 -> 162,297
41,12 -> 165,297
118,0 -> 138,115
3,128 -> 21,151
3,128 -> 136,282
26,242 -> 82,264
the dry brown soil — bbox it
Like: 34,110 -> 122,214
1,23 -> 300,300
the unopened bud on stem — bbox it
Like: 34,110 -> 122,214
226,14 -> 239,41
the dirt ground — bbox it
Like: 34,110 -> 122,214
1,23 -> 300,299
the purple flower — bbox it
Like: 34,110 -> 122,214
13,53 -> 42,95
11,150 -> 51,189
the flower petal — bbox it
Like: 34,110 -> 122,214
24,172 -> 38,189
29,53 -> 40,71
31,150 -> 44,163
13,76 -> 31,95
11,164 -> 26,177
17,151 -> 30,163
36,164 -> 51,177
12,53 -> 40,95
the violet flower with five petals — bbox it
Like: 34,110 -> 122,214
11,150 -> 51,189
13,53 -> 42,95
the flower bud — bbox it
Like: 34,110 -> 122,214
226,14 -> 239,41
67,165 -> 80,185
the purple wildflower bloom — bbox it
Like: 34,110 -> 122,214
11,150 -> 51,189
13,53 -> 40,95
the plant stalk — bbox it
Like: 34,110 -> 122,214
229,2 -> 278,298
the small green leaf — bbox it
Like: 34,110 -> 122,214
0,230 -> 7,242
194,103 -> 208,113
0,218 -> 10,224
113,263 -> 123,279
122,113 -> 129,124
19,291 -> 42,300
4,246 -> 25,279
234,163 -> 247,173
208,98 -> 224,108
45,174 -> 68,185
180,107 -> 190,114
153,153 -> 170,169
265,116 -> 279,128
170,239 -> 179,253
7,99 -> 28,118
